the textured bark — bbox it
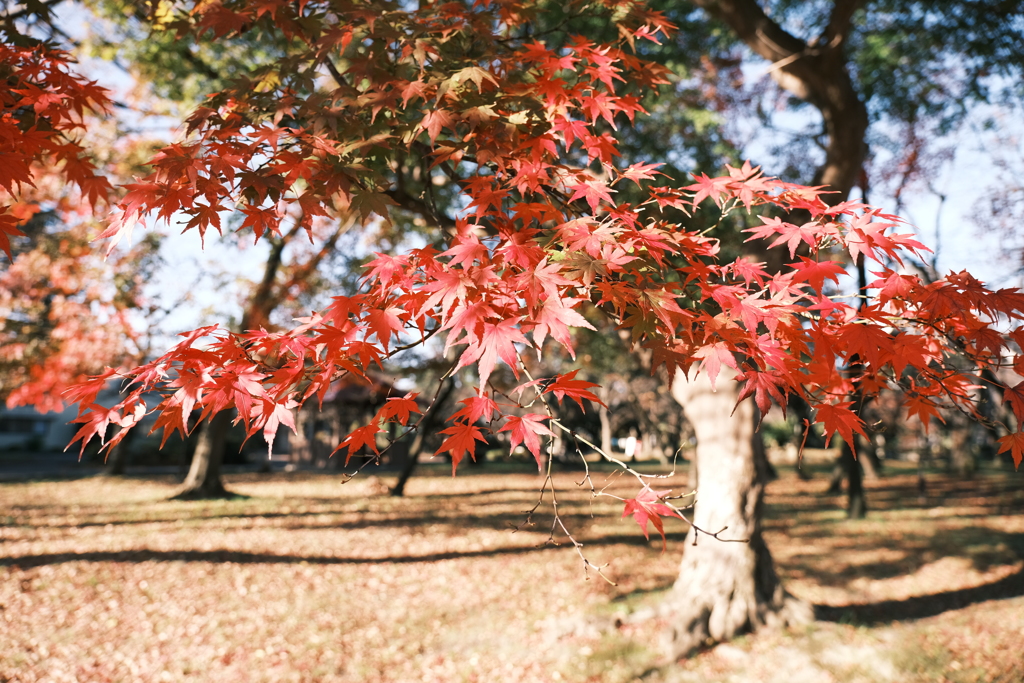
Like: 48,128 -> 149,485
664,368 -> 811,658
174,411 -> 232,499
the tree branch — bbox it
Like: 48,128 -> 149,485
323,57 -> 349,89
821,0 -> 865,49
691,0 -> 869,202
385,187 -> 457,234
689,0 -> 805,64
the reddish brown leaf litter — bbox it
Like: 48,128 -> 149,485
2,464 -> 1023,682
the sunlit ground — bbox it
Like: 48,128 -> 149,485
2,461 -> 1023,682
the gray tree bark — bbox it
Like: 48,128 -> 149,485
663,368 -> 811,658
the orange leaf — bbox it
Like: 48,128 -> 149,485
997,432 -> 1024,469
498,413 -> 552,470
436,422 -> 487,474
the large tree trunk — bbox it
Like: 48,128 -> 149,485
663,368 -> 810,658
174,411 -> 233,499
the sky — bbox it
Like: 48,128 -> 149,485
735,63 -> 1024,290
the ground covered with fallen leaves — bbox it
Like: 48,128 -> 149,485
2,461 -> 1023,682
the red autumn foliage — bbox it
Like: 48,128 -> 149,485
3,1 -> 1019,539
0,42 -> 112,258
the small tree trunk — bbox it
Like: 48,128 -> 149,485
826,437 -> 868,518
663,369 -> 810,658
842,440 -> 867,519
390,379 -> 455,497
174,411 -> 232,499
390,430 -> 424,497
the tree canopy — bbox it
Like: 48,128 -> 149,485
1,0 -> 1022,546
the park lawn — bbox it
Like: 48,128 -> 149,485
2,463 -> 1023,683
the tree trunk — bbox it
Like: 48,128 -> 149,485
842,440 -> 867,518
390,430 -> 424,497
663,368 -> 810,658
390,379 -> 455,496
174,411 -> 233,499
826,438 -> 868,516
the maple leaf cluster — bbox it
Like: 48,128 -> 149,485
0,42 -> 112,257
43,0 -> 1022,541
0,40 -> 152,412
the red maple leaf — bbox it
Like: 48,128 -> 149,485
815,401 -> 868,454
622,485 -> 683,550
62,367 -> 119,412
420,108 -> 454,144
997,432 -> 1024,469
498,413 -> 553,469
736,369 -> 786,420
531,297 -> 595,356
450,395 -> 499,423
618,161 -> 664,185
67,404 -> 122,457
436,422 -> 487,473
567,179 -> 615,213
692,342 -> 738,390
375,393 -> 421,425
0,210 -> 25,259
541,370 -> 604,410
456,317 -> 528,389
258,397 -> 297,458
905,394 -> 945,430
334,423 -> 382,464
364,306 -> 404,352
789,257 -> 846,293
1004,382 -> 1024,428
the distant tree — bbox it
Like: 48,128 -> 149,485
0,23 -> 156,422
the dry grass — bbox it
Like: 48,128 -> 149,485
2,462 -> 1023,682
